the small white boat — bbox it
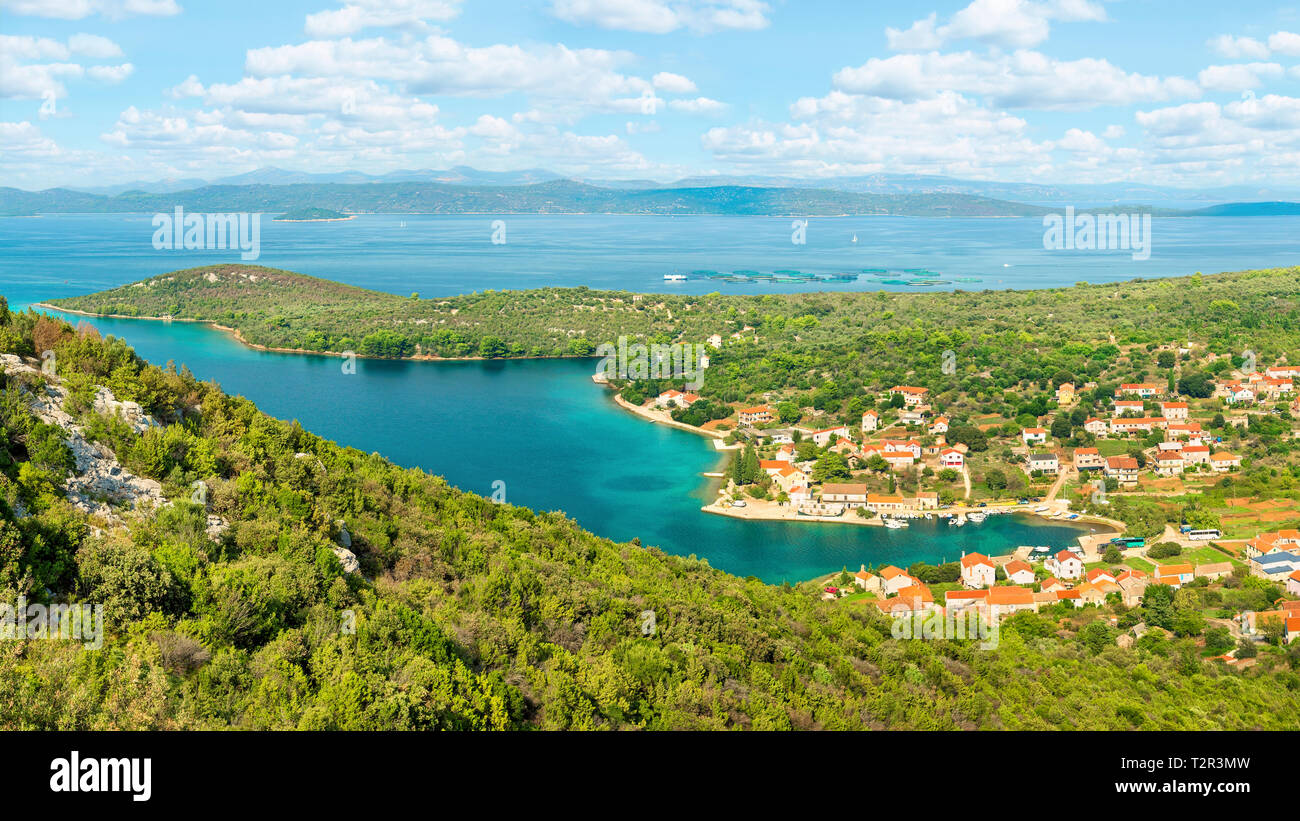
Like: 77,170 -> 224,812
1034,506 -> 1049,513
884,518 -> 908,529
967,511 -> 987,523
663,274 -> 687,282
851,234 -> 858,243
1033,545 -> 1051,554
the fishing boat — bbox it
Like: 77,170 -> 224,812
883,517 -> 908,529
663,273 -> 687,282
967,511 -> 987,523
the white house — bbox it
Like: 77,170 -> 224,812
960,552 -> 997,589
861,410 -> 879,432
1022,427 -> 1047,445
812,425 -> 851,447
1003,560 -> 1035,585
1046,550 -> 1084,580
939,448 -> 965,469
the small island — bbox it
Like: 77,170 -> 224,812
273,207 -> 355,222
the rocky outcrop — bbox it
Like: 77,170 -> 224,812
1,353 -> 225,537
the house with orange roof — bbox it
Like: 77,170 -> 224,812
1155,563 -> 1195,589
882,450 -> 916,469
1040,576 -> 1068,593
1245,529 -> 1300,559
1289,569 -> 1300,597
944,589 -> 989,615
867,493 -> 908,514
894,583 -> 936,612
1056,382 -> 1075,404
853,565 -> 881,593
887,385 -> 930,406
1083,417 -> 1109,436
1154,450 -> 1185,476
915,491 -> 939,510
1003,560 -> 1035,585
960,552 -> 996,589
1159,401 -> 1189,420
1210,452 -> 1242,472
1075,580 -> 1121,605
1022,427 -> 1048,445
1086,567 -> 1117,585
1073,447 -> 1104,471
988,586 -> 1038,618
878,565 -> 916,596
929,415 -> 949,435
759,459 -> 793,475
1046,550 -> 1084,580
939,448 -> 965,469
772,466 -> 809,493
1104,456 -> 1140,487
1180,444 -> 1210,465
1055,588 -> 1083,607
1112,399 -> 1145,417
738,404 -> 773,426
1110,417 -> 1167,435
861,409 -> 879,432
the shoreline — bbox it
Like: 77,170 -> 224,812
33,304 -> 599,363
36,303 -> 1124,548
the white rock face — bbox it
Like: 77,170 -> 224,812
331,546 -> 360,573
1,353 -> 225,537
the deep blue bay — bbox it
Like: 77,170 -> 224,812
5,212 -> 1297,581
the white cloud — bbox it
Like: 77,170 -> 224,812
886,14 -> 941,51
1269,31 -> 1300,57
1207,34 -> 1271,59
550,0 -> 770,34
0,0 -> 180,20
668,96 -> 726,113
1198,62 -> 1284,92
244,35 -> 659,113
833,51 -> 1198,110
652,71 -> 696,93
68,33 -> 124,58
887,0 -> 1106,51
304,0 -> 463,37
88,62 -> 134,83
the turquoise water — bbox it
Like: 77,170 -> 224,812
7,211 -> 1280,580
7,310 -> 1100,583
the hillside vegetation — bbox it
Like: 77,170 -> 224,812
3,299 -> 1299,729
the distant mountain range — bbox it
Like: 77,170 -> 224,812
45,165 -> 1300,204
0,179 -> 1060,218
1,175 -> 1296,219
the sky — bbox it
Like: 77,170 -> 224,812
2,0 -> 1300,190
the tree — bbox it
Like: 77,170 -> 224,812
947,424 -> 988,452
1141,583 -> 1177,630
1050,417 -> 1072,440
985,469 -> 1008,491
812,452 -> 850,483
1177,371 -> 1214,398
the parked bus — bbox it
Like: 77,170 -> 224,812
1187,529 -> 1222,541
1109,537 -> 1146,549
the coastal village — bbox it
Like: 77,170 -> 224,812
620,349 -> 1300,651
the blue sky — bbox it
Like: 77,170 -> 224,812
2,0 -> 1300,190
